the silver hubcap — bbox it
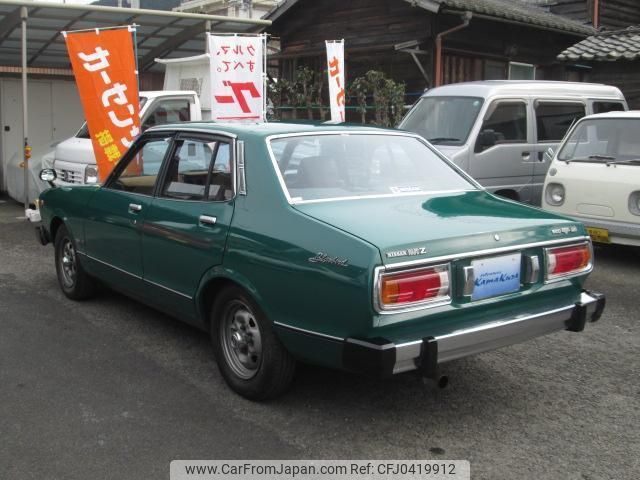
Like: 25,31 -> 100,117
220,301 -> 262,379
60,238 -> 77,288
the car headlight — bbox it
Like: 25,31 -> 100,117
545,183 -> 565,206
628,191 -> 640,216
84,165 -> 98,184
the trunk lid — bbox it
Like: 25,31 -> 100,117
294,191 -> 582,265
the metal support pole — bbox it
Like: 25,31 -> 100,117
21,6 -> 29,211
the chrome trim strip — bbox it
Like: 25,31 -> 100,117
264,130 -> 482,206
289,190 -> 476,205
236,140 -> 246,195
144,278 -> 193,300
382,236 -> 591,270
78,252 -> 142,280
78,252 -> 193,299
273,321 -> 344,342
146,126 -> 238,139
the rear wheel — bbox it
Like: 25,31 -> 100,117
211,286 -> 295,400
54,225 -> 96,300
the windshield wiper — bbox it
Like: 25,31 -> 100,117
427,137 -> 461,143
563,155 -> 616,165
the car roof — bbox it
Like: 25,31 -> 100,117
421,80 -> 625,100
580,110 -> 640,120
146,121 -> 395,139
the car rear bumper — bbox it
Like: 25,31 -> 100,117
343,290 -> 605,377
571,214 -> 640,242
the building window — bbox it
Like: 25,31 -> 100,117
509,62 -> 536,80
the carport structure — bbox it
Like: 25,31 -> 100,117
0,0 -> 270,205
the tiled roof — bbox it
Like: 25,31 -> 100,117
267,0 -> 595,36
557,27 -> 640,62
414,0 -> 595,35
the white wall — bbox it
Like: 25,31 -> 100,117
0,77 -> 83,192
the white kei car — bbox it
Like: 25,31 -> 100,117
542,111 -> 640,246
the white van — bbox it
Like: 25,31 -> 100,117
399,81 -> 627,204
542,111 -> 640,246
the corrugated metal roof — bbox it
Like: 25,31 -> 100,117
557,27 -> 640,62
0,0 -> 270,72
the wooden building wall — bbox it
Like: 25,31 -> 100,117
545,0 -> 640,29
590,62 -> 640,109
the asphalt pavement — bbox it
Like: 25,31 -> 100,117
0,195 -> 638,480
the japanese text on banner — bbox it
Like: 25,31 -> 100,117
64,27 -> 140,182
326,40 -> 345,123
208,35 -> 265,122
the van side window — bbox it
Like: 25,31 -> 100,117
535,102 -> 585,142
593,102 -> 625,114
141,98 -> 191,131
479,102 -> 527,146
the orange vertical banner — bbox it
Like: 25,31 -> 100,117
64,27 -> 140,182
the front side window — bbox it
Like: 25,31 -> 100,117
400,96 -> 484,146
480,101 -> 527,144
107,137 -> 172,195
161,138 -> 233,201
270,133 -> 475,203
558,118 -> 640,164
535,102 -> 585,142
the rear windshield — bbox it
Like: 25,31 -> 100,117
558,118 -> 640,164
400,96 -> 484,145
269,133 -> 476,203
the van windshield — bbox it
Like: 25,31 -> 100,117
400,96 -> 484,146
558,118 -> 640,165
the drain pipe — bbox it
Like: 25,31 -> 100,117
434,11 -> 472,87
593,0 -> 600,29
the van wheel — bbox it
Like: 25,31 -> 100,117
54,225 -> 96,300
211,286 -> 295,400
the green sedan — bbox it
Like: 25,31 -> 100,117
35,122 -> 605,400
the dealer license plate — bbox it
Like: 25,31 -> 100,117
586,227 -> 610,244
471,253 -> 522,301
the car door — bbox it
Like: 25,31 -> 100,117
469,98 -> 534,203
140,133 -> 236,321
532,100 -> 585,205
83,133 -> 174,296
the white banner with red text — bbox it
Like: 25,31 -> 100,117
325,40 -> 346,123
208,34 -> 266,122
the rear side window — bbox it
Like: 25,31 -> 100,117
535,102 -> 585,142
481,102 -> 527,143
593,101 -> 625,114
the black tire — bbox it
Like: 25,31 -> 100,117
211,286 -> 295,400
54,224 -> 96,300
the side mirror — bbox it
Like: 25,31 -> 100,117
544,147 -> 555,162
40,168 -> 57,187
476,129 -> 497,152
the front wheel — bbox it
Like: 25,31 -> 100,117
54,225 -> 96,300
211,286 -> 295,400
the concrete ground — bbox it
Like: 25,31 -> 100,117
0,195 -> 637,480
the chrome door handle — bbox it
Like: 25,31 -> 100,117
128,203 -> 142,213
199,215 -> 217,226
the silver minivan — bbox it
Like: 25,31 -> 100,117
399,81 -> 627,204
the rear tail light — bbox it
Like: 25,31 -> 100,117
545,242 -> 592,280
377,264 -> 450,310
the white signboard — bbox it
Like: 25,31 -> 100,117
325,40 -> 345,123
208,34 -> 265,121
